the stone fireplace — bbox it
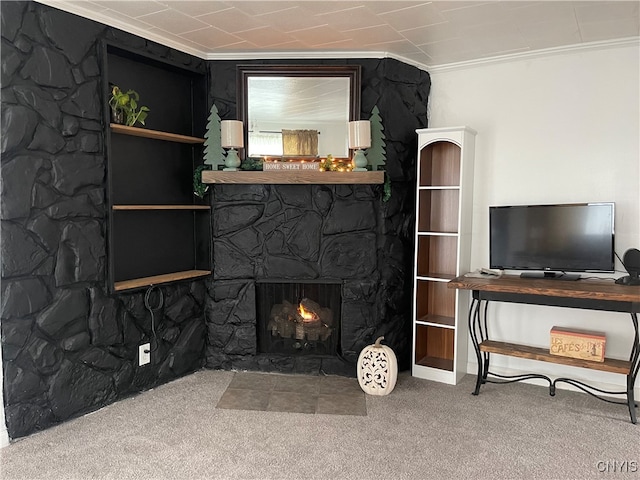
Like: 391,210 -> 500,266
204,182 -> 410,376
202,58 -> 430,378
202,58 -> 429,376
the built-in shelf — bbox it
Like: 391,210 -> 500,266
201,170 -> 384,185
106,46 -> 210,293
110,124 -> 205,144
416,273 -> 457,281
415,355 -> 454,371
112,205 -> 211,211
416,313 -> 456,327
114,270 -> 212,292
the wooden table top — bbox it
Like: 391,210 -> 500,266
449,274 -> 640,303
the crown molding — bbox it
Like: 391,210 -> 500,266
427,37 -> 640,73
34,0 -> 211,58
203,50 -> 389,62
383,53 -> 431,72
34,1 -> 403,66
203,50 -> 435,74
32,1 -> 640,74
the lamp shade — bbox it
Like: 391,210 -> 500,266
221,120 -> 244,149
348,120 -> 371,149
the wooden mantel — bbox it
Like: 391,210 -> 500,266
201,170 -> 384,185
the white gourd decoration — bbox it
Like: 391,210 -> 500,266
357,336 -> 398,395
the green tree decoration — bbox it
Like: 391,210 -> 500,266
367,105 -> 391,202
367,105 -> 386,171
203,103 -> 225,169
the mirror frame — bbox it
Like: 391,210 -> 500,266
237,65 -> 361,158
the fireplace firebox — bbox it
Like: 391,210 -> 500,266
256,280 -> 342,356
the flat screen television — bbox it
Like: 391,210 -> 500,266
489,203 -> 615,280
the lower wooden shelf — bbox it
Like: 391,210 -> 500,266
202,170 -> 384,184
480,340 -> 631,374
415,314 -> 455,327
415,355 -> 454,371
114,270 -> 211,292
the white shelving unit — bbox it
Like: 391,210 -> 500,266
412,126 -> 476,385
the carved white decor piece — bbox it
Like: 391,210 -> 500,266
357,336 -> 398,396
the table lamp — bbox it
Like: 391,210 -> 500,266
221,120 -> 243,171
348,120 -> 371,171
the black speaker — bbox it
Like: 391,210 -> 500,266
615,248 -> 640,285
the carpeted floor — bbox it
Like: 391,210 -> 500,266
1,370 -> 638,480
217,372 -> 366,415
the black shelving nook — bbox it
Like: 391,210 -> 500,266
103,43 -> 211,292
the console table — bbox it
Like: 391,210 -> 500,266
449,275 -> 640,423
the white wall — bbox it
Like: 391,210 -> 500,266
428,43 -> 640,393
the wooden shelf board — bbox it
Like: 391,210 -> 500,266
480,340 -> 631,374
417,231 -> 459,236
202,170 -> 384,185
114,270 -> 211,291
416,314 -> 455,327
415,355 -> 454,371
112,205 -> 210,211
111,124 -> 204,144
416,273 -> 457,282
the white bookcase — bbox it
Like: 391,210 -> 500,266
412,126 -> 476,385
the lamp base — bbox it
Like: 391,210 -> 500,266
352,149 -> 368,171
223,148 -> 241,171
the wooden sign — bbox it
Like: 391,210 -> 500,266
550,326 -> 606,362
263,161 -> 320,171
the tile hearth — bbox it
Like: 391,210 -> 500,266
216,372 -> 366,416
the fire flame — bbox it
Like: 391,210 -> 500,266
298,304 -> 317,322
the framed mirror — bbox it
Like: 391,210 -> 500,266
237,65 -> 361,159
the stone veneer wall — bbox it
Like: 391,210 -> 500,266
1,2 -> 208,439
205,59 -> 430,375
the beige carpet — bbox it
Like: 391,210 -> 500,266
1,370 -> 638,480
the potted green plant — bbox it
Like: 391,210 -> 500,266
109,85 -> 150,127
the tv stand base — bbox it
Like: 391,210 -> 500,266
520,271 -> 580,281
449,275 -> 640,423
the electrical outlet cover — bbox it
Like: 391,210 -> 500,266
139,343 -> 150,366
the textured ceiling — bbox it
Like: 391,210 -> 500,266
38,1 -> 640,69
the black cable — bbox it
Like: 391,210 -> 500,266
144,285 -> 164,353
614,250 -> 629,274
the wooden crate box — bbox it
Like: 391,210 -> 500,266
550,326 -> 606,362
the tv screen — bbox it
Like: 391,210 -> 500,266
490,203 -> 615,277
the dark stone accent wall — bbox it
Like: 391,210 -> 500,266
205,59 -> 430,375
1,2 -> 208,439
